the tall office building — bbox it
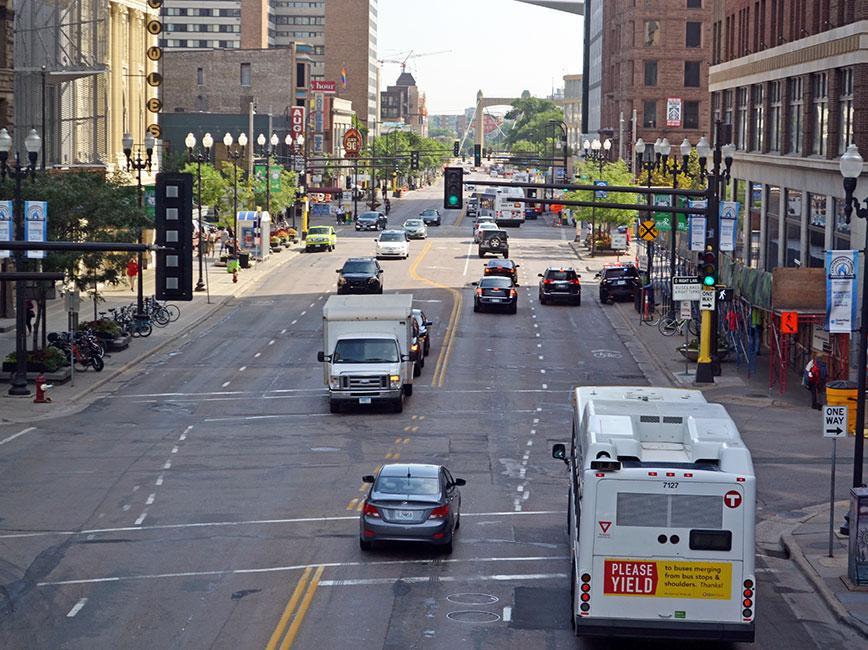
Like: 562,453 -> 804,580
272,0 -> 325,79
160,0 -> 248,50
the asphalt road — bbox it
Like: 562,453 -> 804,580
0,177 -> 862,649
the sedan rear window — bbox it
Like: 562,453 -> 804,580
375,476 -> 440,495
546,270 -> 576,281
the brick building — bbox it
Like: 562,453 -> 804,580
600,0 -> 712,161
380,71 -> 427,137
709,0 -> 868,271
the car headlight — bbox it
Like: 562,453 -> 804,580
389,374 -> 401,389
338,277 -> 347,285
367,277 -> 377,283
328,376 -> 341,389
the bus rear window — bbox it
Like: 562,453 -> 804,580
616,493 -> 722,529
689,529 -> 733,551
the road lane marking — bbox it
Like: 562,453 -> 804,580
290,320 -> 297,325
281,328 -> 288,334
462,239 -> 473,276
266,567 -> 312,650
255,352 -> 262,358
308,303 -> 315,309
163,461 -> 171,470
0,426 -> 35,446
221,381 -> 231,388
134,511 -> 148,526
502,606 -> 512,622
146,494 -> 156,506
66,597 -> 88,617
300,311 -> 306,316
8,511 -> 564,541
269,339 -> 276,345
239,366 -> 247,372
318,574 -> 566,588
280,565 -> 324,648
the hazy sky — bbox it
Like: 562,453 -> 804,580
377,0 -> 583,115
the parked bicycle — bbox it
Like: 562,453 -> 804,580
658,315 -> 700,337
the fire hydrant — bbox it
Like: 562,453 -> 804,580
34,373 -> 52,403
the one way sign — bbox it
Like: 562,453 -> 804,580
823,405 -> 848,438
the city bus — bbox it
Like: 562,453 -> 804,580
552,386 -> 756,643
494,186 -> 525,227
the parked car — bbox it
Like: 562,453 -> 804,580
359,463 -> 465,553
420,208 -> 442,226
375,230 -> 410,259
538,267 -> 581,305
402,218 -> 428,239
597,263 -> 641,303
478,228 -> 509,258
412,308 -> 432,357
484,258 -> 520,285
336,257 -> 384,294
305,225 -> 337,252
472,276 -> 518,313
356,211 -> 388,231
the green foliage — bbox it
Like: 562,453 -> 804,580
565,160 -> 638,228
504,96 -> 564,150
4,346 -> 68,372
180,162 -> 229,212
510,140 -> 539,154
635,149 -> 706,190
79,319 -> 122,339
363,131 -> 448,183
220,161 -> 254,219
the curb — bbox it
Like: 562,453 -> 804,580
781,531 -> 868,639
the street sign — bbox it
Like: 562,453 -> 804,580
639,220 -> 658,241
715,286 -> 731,303
289,106 -> 305,139
699,289 -> 715,311
343,128 -> 362,157
823,405 -> 848,438
672,276 -> 701,301
780,311 -> 798,334
680,300 -> 692,319
310,80 -> 336,94
611,232 -> 627,250
594,180 -> 608,199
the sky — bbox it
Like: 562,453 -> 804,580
377,0 -> 583,115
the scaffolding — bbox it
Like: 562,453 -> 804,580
13,0 -> 108,166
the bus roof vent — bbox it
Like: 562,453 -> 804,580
639,415 -> 660,423
662,416 -> 684,424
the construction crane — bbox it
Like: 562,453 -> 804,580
378,50 -> 451,74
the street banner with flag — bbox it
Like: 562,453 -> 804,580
24,201 -> 47,259
719,201 -> 740,252
826,250 -> 859,333
0,200 -> 11,259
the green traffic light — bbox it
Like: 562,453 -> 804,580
703,276 -> 715,286
448,195 -> 458,206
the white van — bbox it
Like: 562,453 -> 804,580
553,386 -> 756,643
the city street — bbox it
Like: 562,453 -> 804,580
0,180 -> 862,649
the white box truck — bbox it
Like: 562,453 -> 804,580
318,294 -> 416,413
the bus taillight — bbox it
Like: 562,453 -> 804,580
742,578 -> 755,619
579,573 -> 591,613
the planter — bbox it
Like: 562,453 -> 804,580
271,246 -> 283,253
3,361 -> 51,373
3,366 -> 72,384
108,334 -> 131,352
677,344 -> 731,363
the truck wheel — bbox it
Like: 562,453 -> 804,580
403,383 -> 413,397
329,400 -> 341,414
413,363 -> 421,377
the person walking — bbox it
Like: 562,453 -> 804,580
126,257 -> 139,292
25,299 -> 35,334
219,227 -> 230,256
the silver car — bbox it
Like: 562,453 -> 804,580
403,218 -> 428,239
359,463 -> 465,553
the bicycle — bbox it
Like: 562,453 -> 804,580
658,315 -> 699,337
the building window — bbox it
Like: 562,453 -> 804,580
240,63 -> 251,87
768,81 -> 781,152
750,84 -> 764,151
735,87 -> 748,149
684,61 -> 701,87
766,185 -> 780,272
686,22 -> 702,48
644,60 -> 657,86
683,101 -> 699,129
839,67 -> 854,154
687,0 -> 702,7
723,89 -> 733,128
643,100 -> 657,128
785,188 -> 802,267
644,20 -> 660,46
787,77 -> 803,154
811,72 -> 828,156
196,67 -> 204,86
834,198 -> 851,249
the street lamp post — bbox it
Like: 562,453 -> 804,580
256,133 -> 280,214
635,138 -> 657,285
122,131 -> 155,321
657,137 -> 692,319
0,128 -> 41,396
185,132 -> 213,292
223,132 -> 247,255
839,143 -> 868,494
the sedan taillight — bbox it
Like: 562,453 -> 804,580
428,504 -> 449,519
362,502 -> 380,518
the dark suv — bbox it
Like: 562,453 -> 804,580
336,257 -> 384,294
538,267 -> 581,305
478,228 -> 509,258
597,264 -> 640,303
355,211 -> 387,231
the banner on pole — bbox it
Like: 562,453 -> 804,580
719,201 -> 740,252
826,250 -> 859,333
24,201 -> 47,259
0,200 -> 11,259
689,215 -> 706,251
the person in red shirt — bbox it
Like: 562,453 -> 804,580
126,257 -> 139,292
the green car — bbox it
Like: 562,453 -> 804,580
305,225 -> 337,252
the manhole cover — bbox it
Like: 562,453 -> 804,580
446,610 -> 501,623
446,593 -> 499,605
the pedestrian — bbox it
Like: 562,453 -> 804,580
25,299 -> 35,334
804,356 -> 828,410
336,205 -> 344,225
384,197 -> 391,216
219,227 -> 230,256
207,228 -> 217,257
126,257 -> 139,292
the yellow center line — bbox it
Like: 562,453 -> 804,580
279,565 -> 325,649
408,240 -> 462,387
265,567 -> 312,650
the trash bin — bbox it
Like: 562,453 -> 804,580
826,380 -> 859,435
238,252 -> 250,269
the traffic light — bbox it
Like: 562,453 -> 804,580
699,248 -> 717,287
155,172 -> 194,301
473,144 -> 481,167
410,151 -> 419,170
453,140 -> 460,157
443,166 -> 463,210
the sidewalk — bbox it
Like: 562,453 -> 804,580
568,238 -> 868,639
0,243 -> 302,424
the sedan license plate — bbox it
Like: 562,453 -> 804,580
358,396 -> 372,404
394,510 -> 416,521
616,280 -> 626,285
489,298 -> 504,302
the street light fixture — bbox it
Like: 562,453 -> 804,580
0,127 -> 40,396
186,132 -> 212,292
223,132 -> 246,256
122,130 -> 155,323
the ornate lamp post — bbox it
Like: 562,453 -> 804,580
122,130 -> 155,321
185,132 -> 213,292
223,132 -> 247,255
0,128 -> 41,396
256,133 -> 280,214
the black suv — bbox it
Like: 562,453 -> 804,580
336,257 -> 384,294
538,267 -> 581,305
597,264 -> 640,303
478,228 -> 509,258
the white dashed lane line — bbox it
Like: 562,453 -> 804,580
66,597 -> 88,618
268,340 -> 275,346
222,381 -> 231,388
281,328 -> 288,334
254,352 -> 261,358
239,366 -> 247,372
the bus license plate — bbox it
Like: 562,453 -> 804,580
359,397 -> 372,404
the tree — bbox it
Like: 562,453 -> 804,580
510,140 -> 539,154
181,162 -> 228,213
635,149 -> 705,191
503,96 -> 564,150
566,159 -> 638,237
220,161 -> 254,221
